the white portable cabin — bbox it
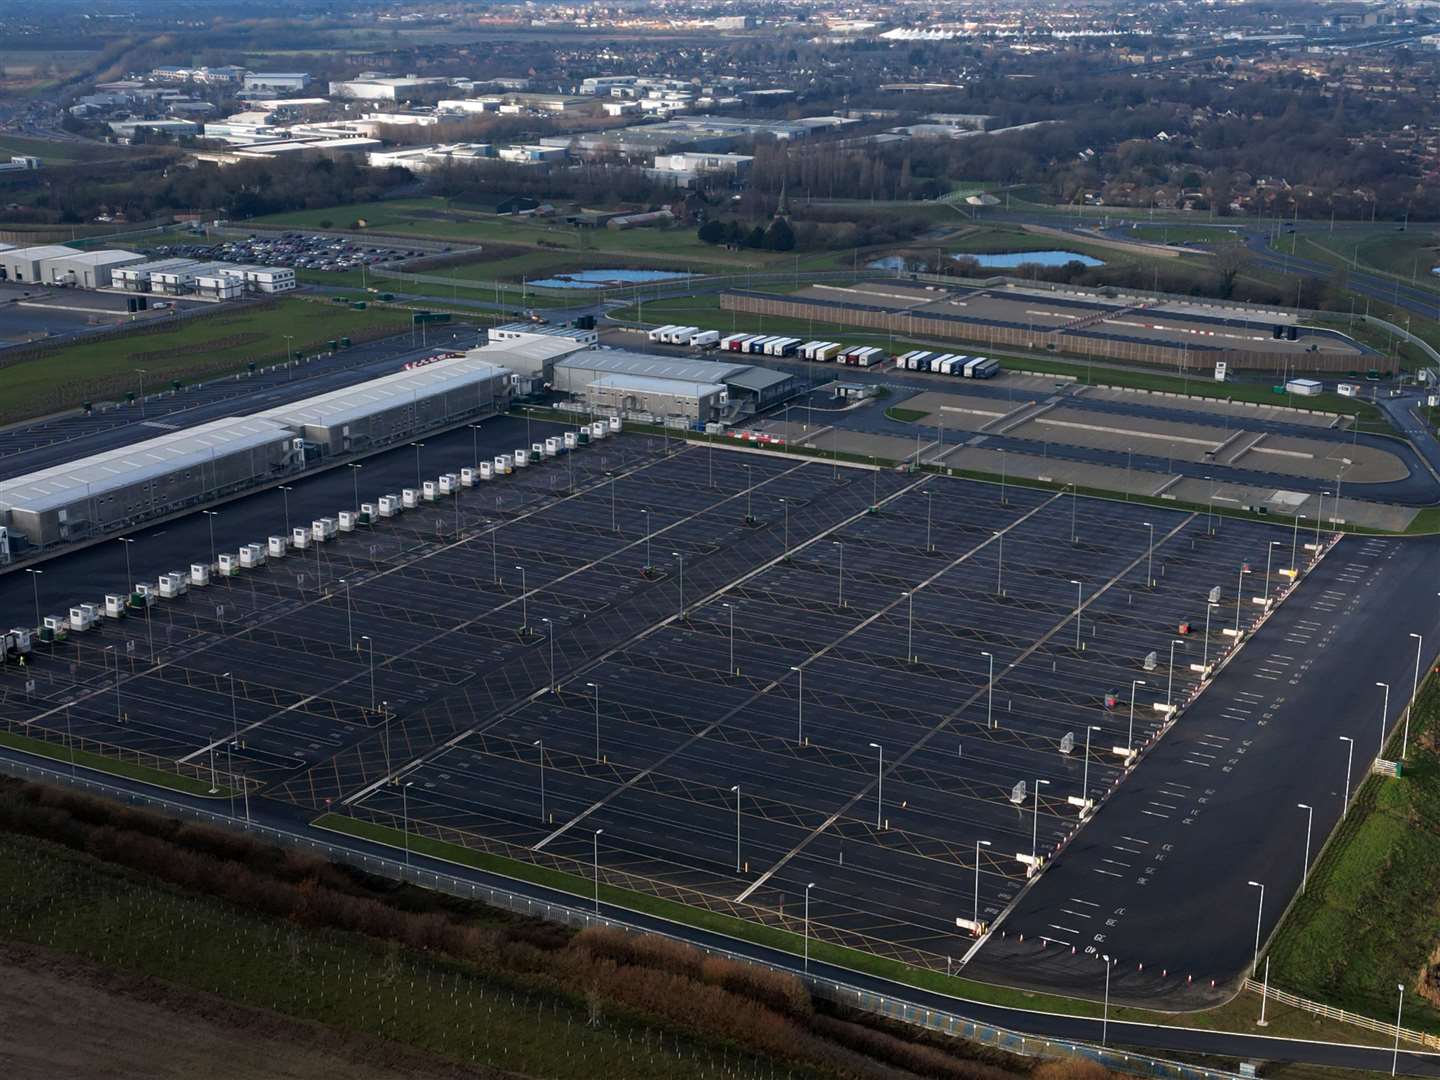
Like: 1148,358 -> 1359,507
692,330 -> 720,349
378,495 -> 401,517
608,415 -> 621,433
461,468 -> 477,487
422,480 -> 438,502
68,606 -> 95,632
191,562 -> 212,586
479,461 -> 494,481
495,454 -> 513,475
312,517 -> 337,541
105,595 -> 126,619
160,571 -> 189,598
439,472 -> 459,494
268,536 -> 288,558
338,510 -> 357,532
563,431 -> 579,450
290,527 -> 310,551
359,502 -> 377,524
402,488 -> 419,508
217,553 -> 239,577
531,441 -> 544,460
544,437 -> 560,457
590,420 -> 608,440
514,448 -> 530,467
239,544 -> 265,570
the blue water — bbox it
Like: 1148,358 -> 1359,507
868,250 -> 1105,272
528,268 -> 692,289
958,250 -> 1105,268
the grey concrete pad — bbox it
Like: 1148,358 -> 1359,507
1079,386 -> 1340,429
1236,434 -> 1408,484
1165,478 -> 1417,532
937,446 -> 1168,496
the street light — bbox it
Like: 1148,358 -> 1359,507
25,568 -> 42,630
902,590 -> 914,663
791,665 -> 805,745
833,541 -> 846,609
401,779 -> 415,868
278,485 -> 293,538
804,881 -> 816,972
542,617 -> 555,693
1247,880 -> 1265,976
1082,724 -> 1101,809
724,603 -> 736,674
1202,600 -> 1218,671
981,651 -> 995,729
1069,579 -> 1083,649
202,510 -> 219,569
1128,679 -> 1146,752
468,422 -> 483,469
924,489 -> 935,553
1393,984 -> 1406,1077
118,537 -> 135,599
1405,632 -> 1422,758
1167,638 -> 1184,707
1297,803 -> 1313,893
533,739 -> 546,823
994,530 -> 1004,597
730,784 -> 741,873
1101,954 -> 1113,1046
1030,779 -> 1051,867
339,577 -> 354,651
347,462 -> 362,513
1264,540 -> 1283,602
593,828 -> 604,913
973,839 -> 992,930
672,551 -> 684,615
586,681 -> 601,760
1142,521 -> 1154,588
411,441 -> 425,489
1235,564 -> 1252,634
868,742 -> 883,828
640,509 -> 652,572
1340,735 -> 1355,816
361,634 -> 376,713
1376,681 -> 1391,760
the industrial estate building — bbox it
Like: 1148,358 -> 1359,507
0,356 -> 513,552
0,417 -> 302,548
0,245 -> 294,297
256,355 -> 511,455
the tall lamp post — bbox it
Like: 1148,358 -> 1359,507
1340,735 -> 1355,816
1405,632 -> 1422,758
586,681 -> 601,760
730,784 -> 741,873
1376,681 -> 1391,759
1246,880 -> 1265,976
593,829 -> 604,913
1069,579 -> 1083,649
1030,779 -> 1050,868
1297,802 -> 1313,893
868,742 -> 883,828
1128,678 -> 1146,752
791,665 -> 805,745
972,839 -> 991,930
533,739 -> 546,823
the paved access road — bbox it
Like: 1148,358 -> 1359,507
965,531 -> 1440,1006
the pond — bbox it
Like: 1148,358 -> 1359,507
958,250 -> 1105,268
867,250 -> 1106,272
527,268 -> 693,289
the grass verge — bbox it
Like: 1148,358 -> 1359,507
0,297 -> 410,424
884,407 -> 928,423
1265,674 -> 1440,1035
0,728 -> 230,798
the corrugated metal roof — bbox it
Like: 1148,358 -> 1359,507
46,250 -> 144,268
0,416 -> 295,514
5,245 -> 80,262
587,373 -> 725,396
468,337 -> 588,365
557,350 -> 748,383
257,356 -> 510,429
724,367 -> 792,392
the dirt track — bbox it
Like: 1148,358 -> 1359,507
0,941 -> 523,1080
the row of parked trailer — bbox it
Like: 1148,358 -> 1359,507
646,325 -> 722,348
646,326 -> 997,378
10,417 -> 625,649
719,335 -> 886,366
895,350 -> 1000,379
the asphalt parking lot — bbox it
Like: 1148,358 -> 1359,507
2,431 -> 1336,975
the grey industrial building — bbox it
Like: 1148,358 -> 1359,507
584,374 -> 728,423
42,250 -> 146,288
467,325 -> 594,380
551,350 -> 798,422
0,356 -> 513,552
0,416 -> 301,548
256,355 -> 512,455
0,244 -> 81,283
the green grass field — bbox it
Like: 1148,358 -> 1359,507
1266,675 -> 1440,1034
1274,230 -> 1440,296
0,298 -> 410,424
